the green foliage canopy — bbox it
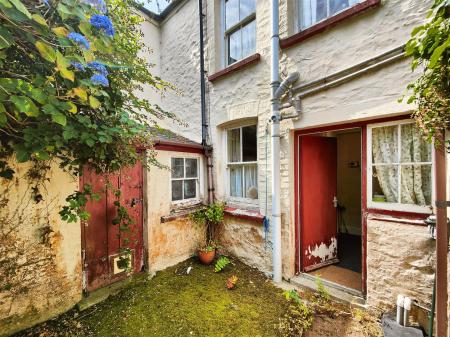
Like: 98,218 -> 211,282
405,0 -> 450,145
0,0 -> 176,179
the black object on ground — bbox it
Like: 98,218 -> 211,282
382,314 -> 425,337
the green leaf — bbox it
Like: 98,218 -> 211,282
56,51 -> 74,81
51,112 -> 67,126
428,35 -> 450,68
89,96 -> 101,109
10,95 -> 39,117
0,26 -> 13,50
35,41 -> 56,63
9,0 -> 31,19
0,103 -> 6,126
32,14 -> 48,27
0,0 -> 13,9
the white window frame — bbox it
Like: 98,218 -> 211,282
367,119 -> 434,214
221,0 -> 256,67
296,0 -> 363,32
170,157 -> 200,205
225,123 -> 258,205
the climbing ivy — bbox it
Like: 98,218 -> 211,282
405,0 -> 450,146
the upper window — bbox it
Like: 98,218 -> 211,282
224,0 -> 256,66
368,121 -> 433,213
227,124 -> 258,200
171,158 -> 199,202
298,0 -> 362,30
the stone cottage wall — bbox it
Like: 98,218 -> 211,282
0,161 -> 82,336
366,218 -> 436,309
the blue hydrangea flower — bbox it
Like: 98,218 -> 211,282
90,15 -> 115,37
90,74 -> 109,87
71,62 -> 85,72
87,61 -> 108,76
67,32 -> 90,50
83,0 -> 107,13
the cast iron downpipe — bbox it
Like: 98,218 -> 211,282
270,0 -> 300,283
198,0 -> 214,204
434,132 -> 448,337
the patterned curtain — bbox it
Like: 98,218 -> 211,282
372,126 -> 398,202
399,124 -> 432,205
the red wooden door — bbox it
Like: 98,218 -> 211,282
300,136 -> 338,272
81,162 -> 144,292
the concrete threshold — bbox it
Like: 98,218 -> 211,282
286,273 -> 367,308
77,277 -> 133,311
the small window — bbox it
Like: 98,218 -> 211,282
171,158 -> 199,202
227,125 -> 258,200
224,0 -> 256,66
368,122 -> 433,213
298,0 -> 362,30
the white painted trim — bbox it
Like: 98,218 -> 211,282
224,122 -> 259,205
366,119 -> 434,214
170,155 -> 204,205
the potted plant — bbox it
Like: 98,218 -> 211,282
190,202 -> 225,265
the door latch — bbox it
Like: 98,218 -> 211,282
333,196 -> 338,208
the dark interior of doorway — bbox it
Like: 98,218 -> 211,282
309,128 -> 362,291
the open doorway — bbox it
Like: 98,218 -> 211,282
299,128 -> 362,292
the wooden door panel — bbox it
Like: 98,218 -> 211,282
300,136 -> 338,272
81,162 -> 143,292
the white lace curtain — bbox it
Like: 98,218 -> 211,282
372,124 -> 432,206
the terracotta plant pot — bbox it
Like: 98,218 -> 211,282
198,249 -> 216,265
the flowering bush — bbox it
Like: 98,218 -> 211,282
0,0 -> 176,180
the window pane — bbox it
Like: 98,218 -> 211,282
372,126 -> 398,164
372,165 -> 398,203
244,164 -> 258,199
228,128 -> 241,162
316,0 -> 328,22
171,180 -> 183,201
184,179 -> 196,199
230,166 -> 243,197
330,0 -> 349,15
228,29 -> 241,65
240,0 -> 256,19
241,20 -> 256,58
242,125 -> 257,162
185,159 -> 198,178
400,124 -> 432,163
225,0 -> 239,30
171,158 -> 184,178
400,165 -> 432,206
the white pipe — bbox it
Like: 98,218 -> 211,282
396,294 -> 404,325
403,297 -> 411,327
271,0 -> 282,283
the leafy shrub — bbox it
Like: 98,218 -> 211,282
279,290 -> 314,336
214,256 -> 230,272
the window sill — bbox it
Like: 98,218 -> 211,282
280,0 -> 381,50
366,208 -> 430,225
161,203 -> 203,223
224,206 -> 264,223
208,53 -> 261,83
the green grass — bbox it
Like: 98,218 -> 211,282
17,258 -> 290,337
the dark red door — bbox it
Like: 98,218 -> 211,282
81,162 -> 144,292
300,136 -> 338,272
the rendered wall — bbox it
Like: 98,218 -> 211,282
145,150 -> 206,273
0,161 -> 82,336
